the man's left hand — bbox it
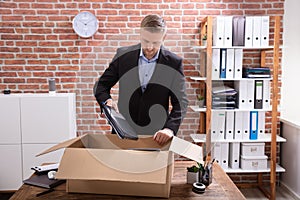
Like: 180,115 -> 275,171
153,128 -> 174,145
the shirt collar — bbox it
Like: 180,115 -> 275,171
139,48 -> 160,63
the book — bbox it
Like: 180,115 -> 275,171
23,174 -> 65,189
243,67 -> 271,78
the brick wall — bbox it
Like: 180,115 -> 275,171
0,0 -> 285,184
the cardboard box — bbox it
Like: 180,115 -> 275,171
38,134 -> 203,198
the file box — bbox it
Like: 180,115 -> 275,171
240,155 -> 267,170
241,142 -> 265,156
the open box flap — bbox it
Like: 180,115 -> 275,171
169,136 -> 203,164
86,134 -> 165,150
36,135 -> 86,156
55,148 -> 170,184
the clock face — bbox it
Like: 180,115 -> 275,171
72,11 -> 99,38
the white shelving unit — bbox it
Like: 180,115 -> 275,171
191,16 -> 282,199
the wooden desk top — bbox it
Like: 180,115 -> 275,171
10,161 -> 245,200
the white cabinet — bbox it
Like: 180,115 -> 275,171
21,95 -> 76,143
0,145 -> 22,191
0,96 -> 21,144
0,93 -> 76,191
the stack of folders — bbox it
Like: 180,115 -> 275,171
212,48 -> 243,80
212,86 -> 237,109
243,67 -> 271,78
212,16 -> 270,47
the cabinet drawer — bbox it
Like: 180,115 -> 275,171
240,155 -> 267,170
241,142 -> 265,156
0,145 -> 23,190
0,96 -> 21,144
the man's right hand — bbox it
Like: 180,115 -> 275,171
105,99 -> 119,113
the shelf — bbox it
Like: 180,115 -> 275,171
212,77 -> 273,81
224,163 -> 285,173
191,107 -> 272,112
189,77 -> 272,81
212,46 -> 274,50
211,108 -> 272,112
190,106 -> 206,112
190,133 -> 286,143
190,46 -> 207,50
191,46 -> 281,50
189,76 -> 207,81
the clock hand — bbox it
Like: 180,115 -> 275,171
76,20 -> 86,26
85,18 -> 97,25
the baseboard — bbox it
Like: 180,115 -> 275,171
280,182 -> 300,200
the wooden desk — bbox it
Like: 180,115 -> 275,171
10,161 -> 245,199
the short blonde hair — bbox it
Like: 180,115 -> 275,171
140,14 -> 166,33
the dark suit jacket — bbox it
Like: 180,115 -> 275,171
94,43 -> 188,135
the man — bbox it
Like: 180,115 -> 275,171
94,14 -> 188,145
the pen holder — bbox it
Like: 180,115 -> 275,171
199,165 -> 212,186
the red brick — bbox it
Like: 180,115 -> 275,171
37,10 -> 59,15
1,35 -> 23,40
39,54 -> 61,59
25,35 -> 46,40
4,78 -> 25,83
0,54 -> 14,59
25,66 -> 46,71
79,3 -> 92,9
27,78 -> 47,83
0,2 -> 17,8
32,3 -> 54,9
18,84 -> 40,90
0,72 -> 17,77
16,54 -> 38,59
97,10 -> 118,15
32,72 -> 54,77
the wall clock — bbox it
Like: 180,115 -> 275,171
72,11 -> 99,38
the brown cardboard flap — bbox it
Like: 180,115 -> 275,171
36,135 -> 85,157
169,136 -> 203,164
86,134 -> 165,150
56,148 -> 170,184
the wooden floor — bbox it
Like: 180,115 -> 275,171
240,186 -> 298,200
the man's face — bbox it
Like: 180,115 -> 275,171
140,29 -> 165,60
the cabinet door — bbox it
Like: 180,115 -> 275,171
20,94 -> 76,143
0,96 -> 21,144
22,144 -> 64,180
0,145 -> 22,190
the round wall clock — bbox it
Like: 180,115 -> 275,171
72,11 -> 99,38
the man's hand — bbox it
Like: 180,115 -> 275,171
105,99 -> 119,112
153,128 -> 174,145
